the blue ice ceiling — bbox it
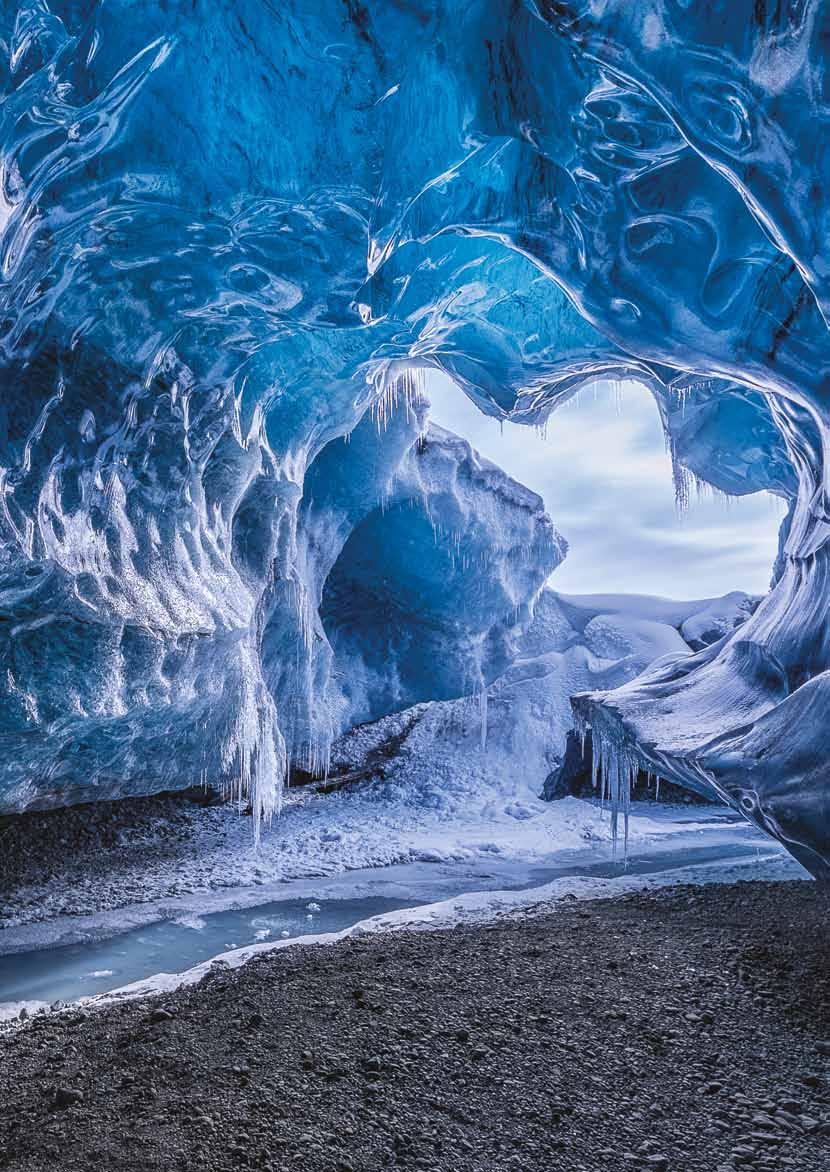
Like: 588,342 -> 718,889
0,2 -> 827,876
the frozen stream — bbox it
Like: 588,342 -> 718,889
0,815 -> 798,1015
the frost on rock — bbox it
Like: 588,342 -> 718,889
0,3 -> 828,874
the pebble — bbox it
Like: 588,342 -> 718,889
731,1144 -> 757,1160
53,1087 -> 84,1109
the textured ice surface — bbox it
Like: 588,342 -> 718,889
280,388 -> 563,775
0,3 -> 828,872
325,589 -> 756,816
0,360 -> 561,817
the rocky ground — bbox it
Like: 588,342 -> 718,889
0,789 -> 225,892
1,880 -> 828,1171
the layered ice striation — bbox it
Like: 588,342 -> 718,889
0,2 -> 828,872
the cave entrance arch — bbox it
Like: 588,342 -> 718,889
425,372 -> 784,601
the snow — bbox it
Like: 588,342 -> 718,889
322,587 -> 759,823
555,592 -> 756,634
0,844 -> 801,1023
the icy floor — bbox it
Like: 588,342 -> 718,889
0,787 -> 770,931
0,800 -> 808,1020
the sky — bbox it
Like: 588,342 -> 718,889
427,372 -> 784,599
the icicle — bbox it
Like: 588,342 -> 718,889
579,707 -> 650,864
369,364 -> 427,434
219,640 -> 285,847
479,685 -> 489,751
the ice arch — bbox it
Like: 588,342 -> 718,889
0,2 -> 827,874
429,374 -> 785,598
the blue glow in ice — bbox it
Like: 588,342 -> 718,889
0,3 -> 827,874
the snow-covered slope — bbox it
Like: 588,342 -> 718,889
323,589 -> 757,813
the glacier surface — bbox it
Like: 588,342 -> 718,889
0,2 -> 828,874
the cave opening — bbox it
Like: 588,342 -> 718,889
426,370 -> 785,601
299,365 -> 788,819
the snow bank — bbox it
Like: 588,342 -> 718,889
325,588 -> 758,810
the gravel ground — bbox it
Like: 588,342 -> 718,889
0,792 -> 227,900
0,880 -> 828,1172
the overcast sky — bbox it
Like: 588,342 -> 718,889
427,372 -> 783,599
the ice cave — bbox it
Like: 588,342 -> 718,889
1,5 -> 829,1169
0,0 -> 827,880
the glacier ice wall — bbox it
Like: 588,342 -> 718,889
0,2 -> 828,873
267,383 -> 563,779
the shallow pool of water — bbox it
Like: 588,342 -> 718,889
0,833 -> 782,1012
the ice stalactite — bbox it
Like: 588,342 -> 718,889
479,684 -> 489,752
217,641 -> 285,845
576,707 -> 640,857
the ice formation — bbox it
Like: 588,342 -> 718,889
283,387 -> 563,778
0,3 -> 827,873
323,589 -> 757,820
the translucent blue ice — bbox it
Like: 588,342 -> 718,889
0,3 -> 827,874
